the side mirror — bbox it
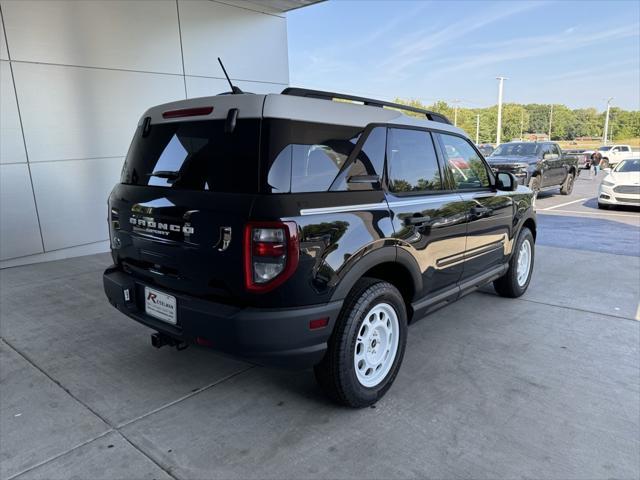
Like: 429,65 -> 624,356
495,172 -> 518,191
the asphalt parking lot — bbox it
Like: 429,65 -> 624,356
1,170 -> 638,480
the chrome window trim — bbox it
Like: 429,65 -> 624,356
299,202 -> 388,216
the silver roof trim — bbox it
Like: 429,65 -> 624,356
139,93 -> 468,138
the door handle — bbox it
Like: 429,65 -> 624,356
404,215 -> 432,227
470,206 -> 492,217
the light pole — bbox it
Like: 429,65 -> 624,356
548,104 -> 553,140
609,122 -> 614,144
603,97 -> 613,145
452,99 -> 461,126
496,76 -> 507,145
476,114 -> 480,144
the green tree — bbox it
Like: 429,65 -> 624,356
391,98 -> 638,143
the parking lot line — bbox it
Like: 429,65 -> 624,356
538,209 -> 640,219
538,198 -> 588,211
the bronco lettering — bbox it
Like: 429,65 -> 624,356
129,217 -> 194,235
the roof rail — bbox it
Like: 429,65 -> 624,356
281,87 -> 452,125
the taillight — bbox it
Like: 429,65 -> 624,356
162,106 -> 213,119
244,221 -> 299,293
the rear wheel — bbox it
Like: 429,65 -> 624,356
560,172 -> 574,195
494,227 -> 535,298
314,278 -> 407,408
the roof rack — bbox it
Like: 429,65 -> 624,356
281,87 -> 452,125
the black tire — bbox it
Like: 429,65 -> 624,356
560,172 -> 574,195
493,227 -> 535,298
528,176 -> 541,195
598,202 -> 610,210
314,278 -> 407,408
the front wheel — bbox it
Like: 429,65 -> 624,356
528,176 -> 541,194
494,227 -> 535,298
314,278 -> 407,408
560,172 -> 574,195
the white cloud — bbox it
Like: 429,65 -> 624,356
432,23 -> 640,76
378,1 -> 546,73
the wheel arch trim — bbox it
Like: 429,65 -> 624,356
329,245 -> 423,303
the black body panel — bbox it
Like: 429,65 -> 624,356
109,184 -> 255,302
105,109 -> 536,368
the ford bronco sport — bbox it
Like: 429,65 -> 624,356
104,88 -> 536,407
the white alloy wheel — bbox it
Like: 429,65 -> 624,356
354,303 -> 399,388
516,239 -> 532,287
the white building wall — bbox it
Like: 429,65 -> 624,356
0,0 -> 289,267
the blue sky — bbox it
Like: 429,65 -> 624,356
287,0 -> 640,111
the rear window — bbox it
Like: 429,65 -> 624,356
264,120 -> 364,193
121,119 -> 260,193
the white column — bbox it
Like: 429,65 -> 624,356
496,76 -> 507,145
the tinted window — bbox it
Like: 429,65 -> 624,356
438,133 -> 490,189
264,120 -> 361,193
121,119 -> 260,193
615,159 -> 640,172
540,145 -> 553,158
492,143 -> 540,157
387,129 -> 442,193
550,144 -> 561,156
331,127 -> 386,191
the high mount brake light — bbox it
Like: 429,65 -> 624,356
162,106 -> 213,119
244,221 -> 299,293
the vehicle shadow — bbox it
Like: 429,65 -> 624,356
581,196 -> 640,212
536,214 -> 640,256
536,191 -> 556,200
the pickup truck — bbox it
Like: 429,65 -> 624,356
563,149 -> 592,169
486,141 -> 580,195
596,145 -> 635,168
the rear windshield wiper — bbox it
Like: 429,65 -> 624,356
147,170 -> 180,180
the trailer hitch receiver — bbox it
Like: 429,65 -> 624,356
151,332 -> 188,350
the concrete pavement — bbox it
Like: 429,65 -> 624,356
1,173 -> 638,479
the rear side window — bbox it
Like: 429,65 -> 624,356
387,128 -> 442,193
121,119 -> 260,193
331,126 -> 386,191
264,120 -> 362,193
437,133 -> 490,189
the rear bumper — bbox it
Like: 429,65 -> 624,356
103,266 -> 342,369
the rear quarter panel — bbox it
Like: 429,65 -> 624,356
249,190 -> 396,307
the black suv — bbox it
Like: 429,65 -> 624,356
104,88 -> 536,407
